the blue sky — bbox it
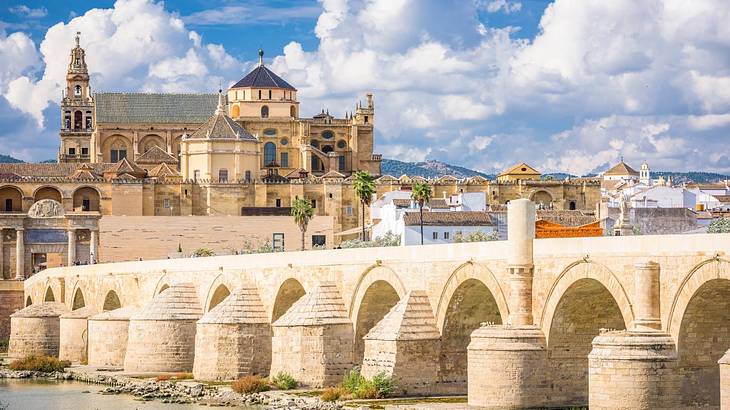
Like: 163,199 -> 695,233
1,0 -> 730,175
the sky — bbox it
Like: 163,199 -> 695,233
1,0 -> 730,175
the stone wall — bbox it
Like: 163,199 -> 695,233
0,281 -> 23,341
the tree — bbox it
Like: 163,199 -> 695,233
708,217 -> 730,233
411,181 -> 432,245
353,171 -> 376,241
291,198 -> 315,251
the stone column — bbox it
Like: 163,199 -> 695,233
90,229 -> 98,264
719,349 -> 730,410
468,198 -> 548,408
632,261 -> 661,331
588,261 -> 680,409
67,228 -> 76,267
15,228 -> 24,280
0,229 -> 4,280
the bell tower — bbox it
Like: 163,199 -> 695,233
59,32 -> 93,163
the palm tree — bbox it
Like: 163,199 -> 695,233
291,198 -> 314,251
353,171 -> 376,241
411,181 -> 432,245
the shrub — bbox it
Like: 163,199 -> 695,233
9,355 -> 70,372
342,369 -> 365,393
232,375 -> 270,394
340,369 -> 396,399
192,248 -> 215,257
320,386 -> 348,402
371,371 -> 396,398
272,372 -> 298,390
709,218 -> 730,233
0,339 -> 8,353
453,230 -> 499,243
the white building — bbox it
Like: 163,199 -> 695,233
401,211 -> 496,245
629,186 -> 696,209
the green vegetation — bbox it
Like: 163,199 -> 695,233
708,218 -> 730,233
321,369 -> 396,401
272,372 -> 298,390
453,230 -> 499,243
411,181 -> 433,245
9,355 -> 70,372
353,171 -> 376,241
340,231 -> 400,248
231,375 -> 270,394
291,198 -> 315,251
192,248 -> 215,257
0,339 -> 8,353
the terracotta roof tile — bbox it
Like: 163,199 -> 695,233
95,92 -> 217,124
402,211 -> 493,226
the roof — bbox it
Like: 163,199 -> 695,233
364,291 -> 440,341
272,282 -> 351,327
392,198 -> 449,209
133,282 -> 203,321
68,163 -> 101,180
0,163 -> 113,178
188,94 -> 257,141
136,146 -> 178,164
536,210 -> 597,227
147,162 -> 181,178
231,65 -> 296,91
95,92 -> 218,124
11,302 -> 68,318
198,286 -> 268,325
499,162 -> 540,177
104,157 -> 146,177
604,161 -> 639,176
403,211 -> 494,226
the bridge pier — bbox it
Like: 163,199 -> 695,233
588,261 -> 680,409
87,306 -> 137,367
59,306 -> 97,363
8,302 -> 68,359
468,199 -> 549,407
719,350 -> 730,410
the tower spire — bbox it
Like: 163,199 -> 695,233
75,31 -> 80,47
215,89 -> 225,115
258,48 -> 264,66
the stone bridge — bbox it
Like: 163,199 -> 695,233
11,200 -> 730,409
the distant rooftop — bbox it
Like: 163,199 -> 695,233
95,92 -> 218,124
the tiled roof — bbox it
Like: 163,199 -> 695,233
68,163 -> 101,180
147,162 -> 180,178
105,158 -> 146,177
604,161 -> 639,176
364,291 -> 440,341
0,163 -> 113,177
136,146 -> 178,164
536,210 -> 597,227
499,162 -> 540,177
188,95 -> 257,141
231,65 -> 296,90
392,198 -> 450,209
321,170 -> 345,179
95,92 -> 218,124
392,199 -> 411,207
402,211 -> 493,226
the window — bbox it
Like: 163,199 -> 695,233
444,232 -> 450,240
311,199 -> 317,208
82,198 -> 90,211
346,206 -> 353,216
312,235 -> 326,247
258,90 -> 261,99
280,138 -> 288,146
280,152 -> 289,167
74,111 -> 83,129
245,170 -> 251,182
569,201 -> 577,210
64,113 -> 71,129
275,198 -> 281,207
193,170 -> 201,181
68,147 -> 76,155
81,147 -> 88,156
263,128 -> 277,137
74,85 -> 81,96
163,198 -> 170,209
272,233 -> 285,252
110,148 -> 127,163
328,193 -> 333,199
290,105 -> 296,117
5,198 -> 12,212
322,130 -> 334,139
218,169 -> 228,183
261,105 -> 269,118
339,155 -> 346,171
264,142 -> 276,166
337,139 -> 347,149
268,90 -> 272,99
432,232 -> 438,240
364,115 -> 369,124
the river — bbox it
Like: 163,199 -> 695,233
0,379 -> 257,410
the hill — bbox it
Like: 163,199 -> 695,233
0,154 -> 23,163
381,159 -> 493,179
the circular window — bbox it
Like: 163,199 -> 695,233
521,167 -> 527,171
337,139 -> 347,149
263,128 -> 277,137
322,130 -> 334,139
280,138 -> 288,146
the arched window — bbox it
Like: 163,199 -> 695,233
74,85 -> 81,96
74,111 -> 83,130
337,139 -> 347,149
231,105 -> 240,118
569,201 -> 577,210
264,142 -> 276,166
268,90 -> 272,99
290,105 -> 296,118
261,105 -> 269,118
110,140 -> 127,163
218,169 -> 228,183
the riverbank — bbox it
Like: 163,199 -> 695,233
0,367 -> 343,409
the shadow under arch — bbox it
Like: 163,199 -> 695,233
102,290 -> 122,311
71,286 -> 86,310
44,286 -> 56,302
25,295 -> 32,307
348,264 -> 407,318
271,278 -> 306,323
202,273 -> 238,312
539,260 -> 634,339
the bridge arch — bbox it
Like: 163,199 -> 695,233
152,273 -> 171,296
436,261 -> 507,390
271,278 -> 306,323
668,258 -> 730,408
44,286 -> 56,302
71,284 -> 86,310
102,290 -> 122,311
204,274 -> 236,312
25,295 -> 32,307
349,264 -> 407,364
42,278 -> 62,303
541,261 -> 629,407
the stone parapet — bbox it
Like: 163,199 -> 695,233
588,330 -> 680,410
467,325 -> 548,408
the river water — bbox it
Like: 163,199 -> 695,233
0,379 -> 256,410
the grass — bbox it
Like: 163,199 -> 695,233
321,369 -> 396,402
155,373 -> 193,382
272,372 -> 298,390
9,355 -> 70,372
0,339 -> 8,354
231,375 -> 270,394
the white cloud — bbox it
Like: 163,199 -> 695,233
182,4 -> 321,25
380,144 -> 431,163
9,5 -> 48,18
478,0 -> 522,14
469,135 -> 494,151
